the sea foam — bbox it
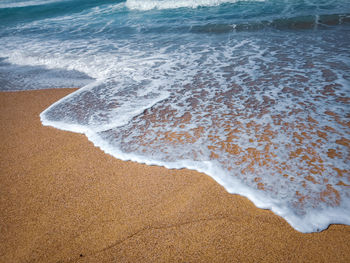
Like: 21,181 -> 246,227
39,32 -> 350,232
125,0 -> 264,10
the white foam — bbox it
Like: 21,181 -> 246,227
39,32 -> 350,232
125,0 -> 264,11
41,111 -> 350,233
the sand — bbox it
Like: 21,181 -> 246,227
0,88 -> 349,263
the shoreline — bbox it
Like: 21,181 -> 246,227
1,89 -> 350,262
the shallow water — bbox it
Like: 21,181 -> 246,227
1,0 -> 349,232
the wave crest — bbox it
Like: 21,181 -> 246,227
125,0 -> 264,11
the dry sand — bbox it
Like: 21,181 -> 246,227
0,89 -> 349,263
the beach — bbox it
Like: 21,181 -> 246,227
0,88 -> 349,262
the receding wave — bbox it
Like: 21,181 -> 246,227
38,31 -> 350,233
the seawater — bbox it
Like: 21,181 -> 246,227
1,0 -> 349,233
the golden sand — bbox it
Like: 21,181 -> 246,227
0,89 -> 350,262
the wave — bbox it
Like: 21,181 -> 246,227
0,0 -> 121,27
125,0 -> 264,11
36,29 -> 350,232
0,58 -> 94,91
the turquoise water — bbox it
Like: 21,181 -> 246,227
1,0 -> 349,233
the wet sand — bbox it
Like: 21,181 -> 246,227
0,89 -> 350,263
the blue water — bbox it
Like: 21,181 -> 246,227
1,0 -> 350,233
